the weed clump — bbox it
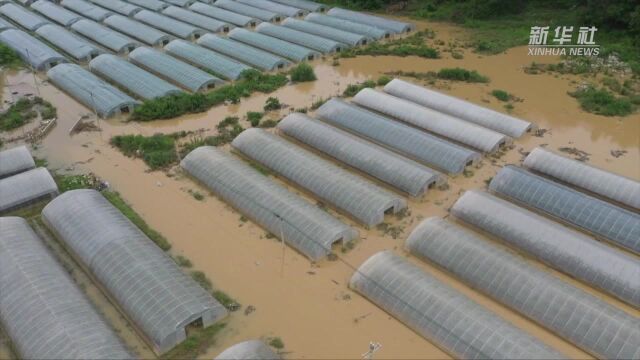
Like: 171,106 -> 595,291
569,86 -> 634,116
263,97 -> 282,111
437,67 -> 489,83
343,80 -> 376,97
491,89 -> 511,101
110,134 -> 177,169
289,62 -> 317,82
246,111 -> 263,127
339,31 -> 439,59
268,337 -> 285,350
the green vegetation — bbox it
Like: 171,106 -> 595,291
491,89 -> 511,101
0,97 -> 56,131
268,337 -> 285,350
0,43 -> 21,68
131,70 -> 288,121
376,75 -> 392,86
110,134 -> 177,170
339,30 -> 439,59
54,174 -> 92,192
568,86 -> 634,116
437,68 -> 489,83
246,111 -> 263,127
259,119 -> 279,128
343,80 -> 376,97
310,97 -> 328,110
263,97 -> 282,111
174,255 -> 193,268
160,323 -> 226,360
289,62 -> 317,82
191,191 -> 205,201
213,290 -> 240,311
191,271 -> 212,290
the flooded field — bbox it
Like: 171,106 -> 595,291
1,18 -> 638,360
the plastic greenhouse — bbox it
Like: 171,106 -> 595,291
30,0 -> 83,27
450,190 -> 640,308
197,33 -> 289,71
215,340 -> 279,360
71,19 -> 139,54
523,146 -> 640,210
350,251 -> 561,359
271,0 -> 327,12
163,0 -> 195,6
214,0 -> 281,22
0,29 -> 66,71
236,0 -> 306,17
353,89 -> 510,153
41,189 -> 229,355
89,54 -> 183,100
232,129 -> 406,226
305,13 -> 391,40
406,217 -> 640,359
162,6 -> 230,32
134,10 -> 206,40
256,22 -> 347,53
0,17 -> 13,31
0,168 -> 58,214
36,24 -> 102,62
228,28 -> 319,61
125,0 -> 168,11
103,15 -> 173,47
129,47 -> 222,92
0,3 -> 49,31
61,0 -> 113,21
316,98 -> 480,174
0,217 -> 133,360
282,18 -> 369,46
489,165 -> 640,255
189,2 -> 258,27
327,7 -> 415,33
47,63 -> 139,118
88,0 -> 141,16
277,113 -> 443,196
384,79 -> 534,138
0,146 -> 35,179
165,39 -> 252,80
181,147 -> 357,260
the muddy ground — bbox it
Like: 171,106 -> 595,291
1,19 -> 638,360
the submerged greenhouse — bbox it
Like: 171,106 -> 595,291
125,0 -> 168,11
384,79 -> 534,138
47,63 -> 139,118
71,19 -> 139,54
61,0 -> 113,21
305,13 -> 391,40
88,0 -> 141,16
228,28 -> 319,61
232,129 -> 406,226
236,0 -> 306,17
214,0 -> 281,22
490,165 -> 640,255
36,24 -> 102,62
197,33 -> 289,71
0,17 -> 13,31
165,39 -> 251,80
350,251 -> 561,359
523,146 -> 640,210
256,22 -> 347,53
41,189 -> 229,355
0,168 -> 58,214
0,29 -> 66,71
162,6 -> 230,32
353,89 -> 510,153
271,0 -> 327,13
277,113 -> 443,196
282,18 -> 369,46
0,146 -> 35,179
0,3 -> 49,31
181,146 -> 358,260
189,2 -> 258,27
316,98 -> 480,174
450,190 -> 640,308
406,217 -> 640,359
30,0 -> 83,27
0,217 -> 133,360
103,15 -> 173,47
134,10 -> 206,40
89,54 -> 183,100
215,340 -> 279,360
327,7 -> 415,33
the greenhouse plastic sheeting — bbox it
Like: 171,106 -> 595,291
197,33 -> 289,71
232,129 -> 406,226
215,340 -> 279,360
36,24 -> 102,62
282,18 -> 369,46
450,190 -> 640,308
41,189 -> 228,355
164,0 -> 195,6
489,165 -> 640,255
228,28 -> 319,61
0,29 -> 66,70
271,0 -> 327,12
350,251 -> 561,359
47,63 -> 139,118
277,113 -> 443,196
353,89 -> 510,153
104,15 -> 173,47
523,146 -> 640,210
256,22 -> 347,53
384,79 -> 534,138
327,7 -> 415,33
181,147 -> 357,260
0,217 -> 133,360
31,0 -> 82,27
88,0 -> 142,16
236,0 -> 305,17
0,145 -> 35,179
0,17 -> 13,31
61,0 -> 113,21
162,6 -> 230,32
165,39 -> 251,80
305,13 -> 391,40
0,3 -> 49,31
316,98 -> 480,174
406,217 -> 640,359
189,2 -> 258,27
0,168 -> 58,214
214,0 -> 281,22
129,47 -> 222,92
134,10 -> 205,40
71,19 -> 139,54
125,0 -> 168,11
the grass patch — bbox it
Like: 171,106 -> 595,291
310,97 -> 328,110
110,134 -> 178,170
263,97 -> 282,111
174,255 -> 193,268
0,97 -> 56,131
191,271 -> 212,290
160,323 -> 226,360
437,68 -> 489,83
343,80 -> 376,97
54,174 -> 93,192
213,290 -> 240,311
568,86 -> 634,116
491,89 -> 511,102
338,31 -> 439,59
289,62 -> 317,82
376,75 -> 392,86
246,111 -> 263,127
0,43 -> 22,68
258,119 -> 279,128
268,337 -> 285,350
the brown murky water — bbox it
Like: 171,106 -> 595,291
1,18 -> 638,360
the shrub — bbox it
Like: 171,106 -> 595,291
491,89 -> 511,101
269,337 -> 284,350
289,62 -> 317,82
437,68 -> 489,83
264,97 -> 281,111
569,86 -> 634,116
246,111 -> 263,127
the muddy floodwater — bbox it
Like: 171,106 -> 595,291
1,18 -> 638,360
